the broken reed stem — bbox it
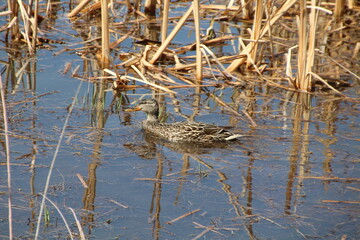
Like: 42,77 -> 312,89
150,5 -> 193,64
166,209 -> 201,224
0,75 -> 13,239
101,0 -> 110,68
68,0 -> 92,18
192,0 -> 202,81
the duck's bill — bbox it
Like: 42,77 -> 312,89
125,107 -> 141,112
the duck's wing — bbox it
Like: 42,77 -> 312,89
169,122 -> 232,142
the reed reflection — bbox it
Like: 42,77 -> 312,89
285,92 -> 311,215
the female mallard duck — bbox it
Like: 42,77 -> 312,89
127,99 -> 242,143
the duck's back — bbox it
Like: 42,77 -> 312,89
142,120 -> 235,143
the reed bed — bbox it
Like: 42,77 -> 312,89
4,0 -> 359,94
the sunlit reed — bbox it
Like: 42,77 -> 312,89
101,0 -> 110,68
0,75 -> 13,240
193,0 -> 202,80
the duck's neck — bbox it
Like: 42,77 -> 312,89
146,113 -> 159,122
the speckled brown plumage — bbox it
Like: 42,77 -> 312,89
128,99 -> 242,143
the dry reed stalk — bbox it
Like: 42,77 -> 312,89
348,0 -> 355,9
124,0 -> 132,12
68,0 -> 92,18
80,2 -> 101,14
109,199 -> 129,208
149,5 -> 193,64
176,35 -> 237,53
200,44 -> 234,79
285,45 -> 298,87
110,30 -> 133,49
68,207 -> 86,240
31,0 -> 39,53
8,0 -> 19,39
167,84 -> 217,89
264,2 -> 275,66
227,0 -> 235,8
169,54 -> 244,71
322,200 -> 360,204
76,173 -> 88,188
296,0 -> 308,89
193,222 -> 225,236
246,0 -> 264,69
161,0 -> 170,43
101,0 -> 110,68
192,0 -> 202,80
227,0 -> 297,72
134,178 -> 178,182
298,176 -> 360,181
192,222 -> 220,240
127,65 -> 176,94
296,0 -> 320,91
334,0 -> 345,18
17,0 -> 33,52
0,11 -> 12,17
144,0 -> 156,16
166,209 -> 201,225
308,72 -> 346,97
305,0 -> 319,91
240,0 -> 253,19
199,4 -> 240,11
0,75 -> 13,240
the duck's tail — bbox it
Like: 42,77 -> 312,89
225,134 -> 246,141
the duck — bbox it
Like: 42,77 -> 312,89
126,98 -> 242,143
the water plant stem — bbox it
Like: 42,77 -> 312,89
0,75 -> 13,239
35,81 -> 83,239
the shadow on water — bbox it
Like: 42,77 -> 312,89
1,1 -> 359,239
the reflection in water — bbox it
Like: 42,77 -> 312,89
149,150 -> 164,240
125,127 -> 259,238
285,92 -> 311,215
82,79 -> 108,235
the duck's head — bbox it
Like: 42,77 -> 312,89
126,99 -> 159,120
